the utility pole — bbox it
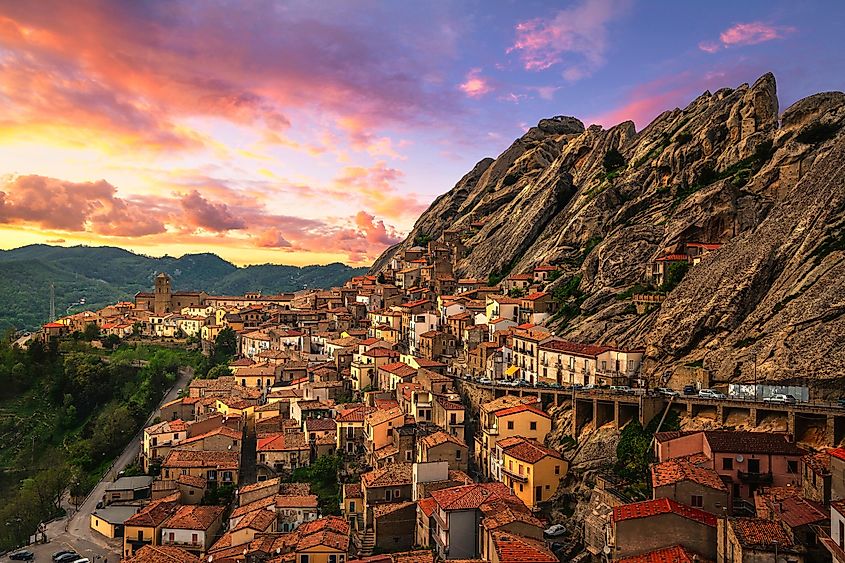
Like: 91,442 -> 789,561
49,282 -> 56,322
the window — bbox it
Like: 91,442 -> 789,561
722,458 -> 733,470
555,465 -> 560,475
507,421 -> 514,430
691,495 -> 703,508
386,490 -> 392,501
450,413 -> 457,424
192,533 -> 198,545
530,421 -> 537,431
405,451 -> 413,461
748,459 -> 761,474
300,556 -> 310,563
394,489 -> 401,498
349,501 -> 355,512
787,460 -> 798,474
329,556 -> 338,563
519,483 -> 523,492
456,449 -> 462,460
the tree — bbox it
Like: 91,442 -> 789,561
660,261 -> 689,293
205,364 -> 232,379
376,272 -> 386,284
213,327 -> 237,364
82,323 -> 100,341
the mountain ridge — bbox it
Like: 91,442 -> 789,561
372,72 -> 845,388
0,244 -> 367,329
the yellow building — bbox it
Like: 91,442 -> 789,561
201,324 -> 222,342
497,436 -> 567,510
90,505 -> 140,539
364,406 -> 405,453
350,347 -> 399,391
476,396 -> 551,479
123,495 -> 180,558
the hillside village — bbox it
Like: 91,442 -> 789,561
28,232 -> 845,563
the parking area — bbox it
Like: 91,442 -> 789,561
3,535 -> 119,563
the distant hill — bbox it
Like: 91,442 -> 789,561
0,245 -> 367,329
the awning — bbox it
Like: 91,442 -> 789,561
505,366 -> 520,377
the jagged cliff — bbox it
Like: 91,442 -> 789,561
373,73 -> 845,388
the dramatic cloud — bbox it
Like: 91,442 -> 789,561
459,68 -> 494,98
0,175 -> 165,236
333,162 -> 427,220
699,21 -> 796,53
508,0 -> 629,79
0,174 -> 405,264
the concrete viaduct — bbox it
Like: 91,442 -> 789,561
456,379 -> 845,447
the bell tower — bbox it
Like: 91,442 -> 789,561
154,272 -> 172,315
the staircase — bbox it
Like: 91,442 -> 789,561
359,527 -> 375,557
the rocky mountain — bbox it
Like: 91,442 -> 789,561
373,73 -> 845,388
0,245 -> 367,329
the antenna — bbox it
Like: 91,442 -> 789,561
49,283 -> 56,322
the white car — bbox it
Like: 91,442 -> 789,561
699,388 -> 726,399
544,523 -> 566,537
764,394 -> 797,404
656,387 -> 679,397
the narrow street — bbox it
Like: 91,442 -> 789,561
18,366 -> 197,561
239,420 -> 258,485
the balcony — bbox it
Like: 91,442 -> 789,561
502,467 -> 528,483
737,471 -> 773,485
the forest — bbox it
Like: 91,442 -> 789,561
0,330 -> 209,551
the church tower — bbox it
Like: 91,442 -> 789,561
154,272 -> 172,315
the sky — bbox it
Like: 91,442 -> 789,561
0,0 -> 843,267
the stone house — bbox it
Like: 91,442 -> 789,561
612,498 -> 717,560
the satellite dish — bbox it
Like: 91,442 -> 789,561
736,455 -> 744,463
603,546 -> 612,555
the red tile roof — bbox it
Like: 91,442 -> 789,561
494,403 -> 550,419
430,482 -> 513,511
612,498 -> 716,527
490,531 -> 557,563
539,339 -> 610,357
777,496 -> 827,529
730,517 -> 794,549
163,505 -> 224,531
651,458 -> 727,491
617,546 -> 703,563
257,432 -> 308,452
500,437 -> 561,463
803,451 -> 831,475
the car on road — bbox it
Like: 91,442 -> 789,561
656,387 -> 679,397
53,551 -> 76,562
478,377 -> 492,385
683,385 -> 698,395
582,384 -> 597,391
55,554 -> 81,563
9,550 -> 34,561
764,394 -> 798,404
544,523 -> 566,537
610,385 -> 633,394
699,388 -> 726,399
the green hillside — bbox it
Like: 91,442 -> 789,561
0,245 -> 367,329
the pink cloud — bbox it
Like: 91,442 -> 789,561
508,0 -> 629,79
333,162 -> 427,220
0,173 -> 408,264
699,21 -> 796,53
459,68 -> 493,98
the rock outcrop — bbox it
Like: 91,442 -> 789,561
373,73 -> 845,389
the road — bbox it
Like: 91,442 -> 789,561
7,366 -> 196,562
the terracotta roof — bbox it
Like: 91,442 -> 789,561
179,425 -> 242,445
343,483 -> 363,499
613,498 -> 716,527
494,403 -> 550,419
480,499 -> 543,531
361,463 -> 413,488
257,432 -> 308,452
379,362 -> 418,377
163,505 -> 224,531
230,357 -> 256,366
777,496 -> 827,529
232,508 -> 276,532
413,357 -> 448,368
655,254 -> 688,262
436,396 -> 464,410
730,517 -> 794,549
501,437 -> 561,464
176,474 -> 207,489
651,458 -> 727,491
230,495 -> 276,519
539,339 -> 610,357
489,295 -> 521,305
829,447 -> 845,462
305,418 -> 337,432
430,482 -> 513,511
490,531 -> 557,563
124,545 -> 201,563
617,546 -> 704,563
162,450 -> 239,470
336,405 -> 377,422
703,431 -> 804,456
240,477 -> 281,494
420,431 -> 467,449
364,347 -> 399,358
124,497 -> 180,528
372,500 -> 415,519
366,406 -> 404,426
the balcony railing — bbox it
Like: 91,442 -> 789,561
737,471 -> 773,484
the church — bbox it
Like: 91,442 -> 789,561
134,273 -> 208,315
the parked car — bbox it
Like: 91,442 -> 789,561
699,388 -> 726,399
610,385 -> 633,394
764,394 -> 798,404
53,551 -> 76,562
656,387 -> 679,397
582,384 -> 597,391
56,555 -> 81,563
478,377 -> 492,385
683,385 -> 698,395
10,551 -> 34,561
544,523 -> 567,537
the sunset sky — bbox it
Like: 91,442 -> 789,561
0,0 -> 842,266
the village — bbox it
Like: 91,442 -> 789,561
27,230 -> 845,563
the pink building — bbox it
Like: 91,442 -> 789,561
653,430 -> 805,514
